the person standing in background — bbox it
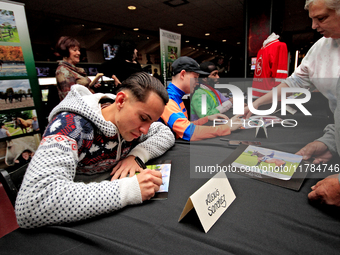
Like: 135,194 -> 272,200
55,36 -> 101,101
98,41 -> 142,87
244,0 -> 340,206
153,68 -> 162,82
0,122 -> 10,138
32,116 -> 39,132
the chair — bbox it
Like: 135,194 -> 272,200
0,163 -> 28,207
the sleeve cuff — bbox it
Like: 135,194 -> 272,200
118,175 -> 142,206
216,100 -> 232,113
128,146 -> 150,163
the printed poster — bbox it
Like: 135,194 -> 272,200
159,28 -> 181,86
0,0 -> 42,174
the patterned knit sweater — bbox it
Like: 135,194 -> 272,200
15,85 -> 175,228
56,60 -> 91,101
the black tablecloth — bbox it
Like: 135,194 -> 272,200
1,93 -> 340,254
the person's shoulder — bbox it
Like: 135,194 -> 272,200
192,87 -> 206,95
45,112 -> 94,138
56,64 -> 71,73
311,37 -> 330,48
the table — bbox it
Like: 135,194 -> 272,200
1,93 -> 340,254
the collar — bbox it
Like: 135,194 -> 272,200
167,82 -> 185,98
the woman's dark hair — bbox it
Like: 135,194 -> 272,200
55,36 -> 80,58
118,72 -> 169,105
116,41 -> 137,62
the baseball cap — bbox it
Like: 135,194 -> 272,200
172,56 -> 210,76
199,61 -> 218,78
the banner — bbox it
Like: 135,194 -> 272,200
0,0 -> 42,173
159,28 -> 181,86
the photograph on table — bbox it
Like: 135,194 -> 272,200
0,132 -> 40,172
231,145 -> 302,181
0,46 -> 27,76
146,160 -> 171,199
0,79 -> 33,110
0,109 -> 39,140
0,9 -> 20,43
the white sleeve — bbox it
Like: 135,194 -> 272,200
128,122 -> 175,162
15,135 -> 142,229
216,100 -> 232,113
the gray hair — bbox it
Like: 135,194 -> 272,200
305,0 -> 340,15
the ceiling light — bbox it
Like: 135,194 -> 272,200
147,37 -> 149,39
222,39 -> 226,42
177,23 -> 184,26
197,44 -> 200,46
133,28 -> 139,31
185,40 -> 189,43
205,47 -> 208,49
237,42 -> 241,44
128,6 -> 136,10
205,33 -> 210,36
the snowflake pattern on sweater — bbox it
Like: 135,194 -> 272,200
44,112 -> 137,174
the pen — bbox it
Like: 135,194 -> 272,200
135,156 -> 146,169
220,138 -> 229,141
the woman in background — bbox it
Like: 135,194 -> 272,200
55,36 -> 100,101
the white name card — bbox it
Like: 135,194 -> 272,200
178,171 -> 236,233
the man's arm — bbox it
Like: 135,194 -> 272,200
15,114 -> 143,228
128,122 -> 175,162
191,89 -> 221,118
161,99 -> 193,141
244,82 -> 289,119
191,115 -> 242,141
111,122 -> 174,180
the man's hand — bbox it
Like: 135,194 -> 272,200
137,169 -> 162,201
308,174 -> 340,206
112,75 -> 122,87
296,141 -> 333,164
110,156 -> 143,180
243,104 -> 258,119
207,113 -> 229,121
226,115 -> 243,132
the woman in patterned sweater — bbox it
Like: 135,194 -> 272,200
55,36 -> 99,101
